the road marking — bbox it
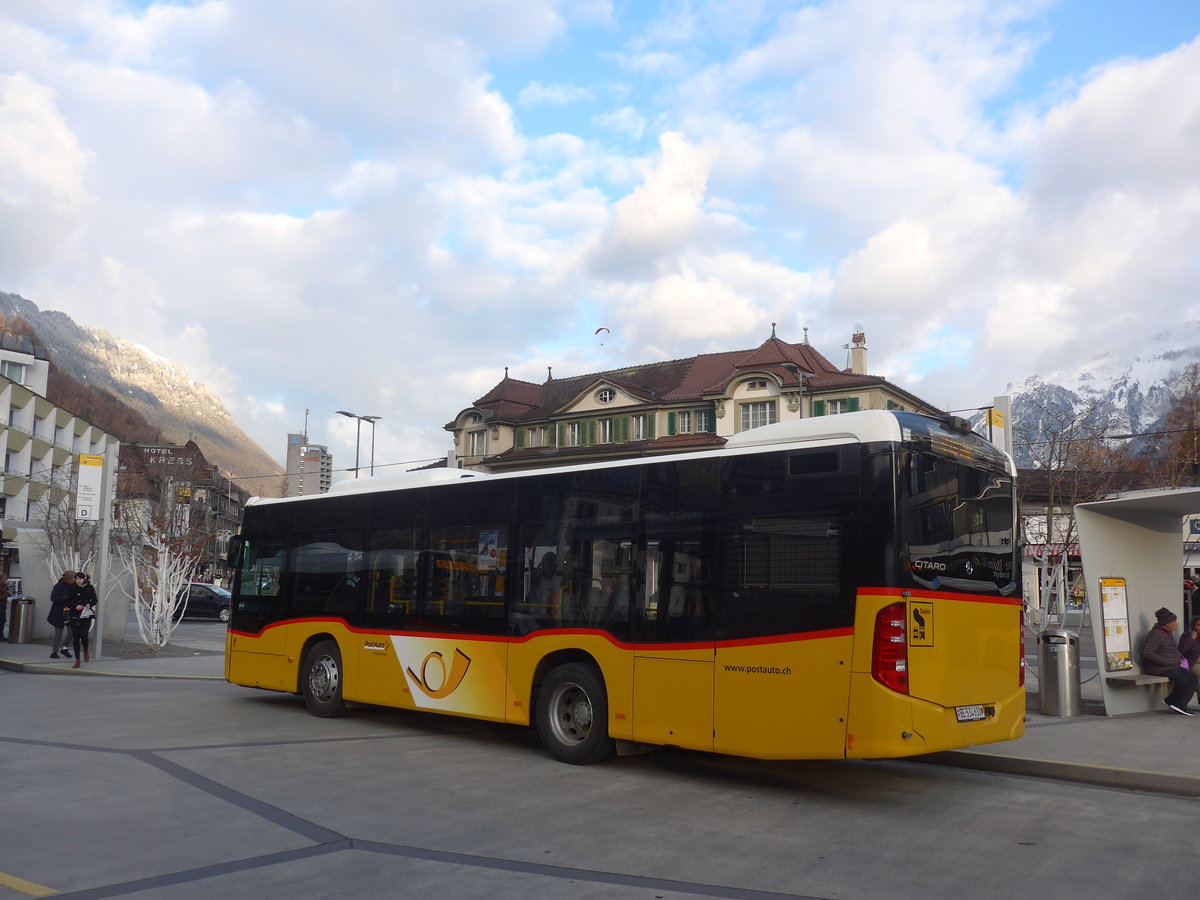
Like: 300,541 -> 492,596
0,870 -> 57,896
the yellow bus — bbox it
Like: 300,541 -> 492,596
225,411 -> 1024,764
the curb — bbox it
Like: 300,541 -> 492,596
0,656 -> 223,680
917,750 -> 1200,799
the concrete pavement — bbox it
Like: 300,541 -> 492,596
4,632 -> 1200,799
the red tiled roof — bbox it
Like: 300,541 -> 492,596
456,333 -> 933,426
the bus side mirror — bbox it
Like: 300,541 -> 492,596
227,535 -> 245,568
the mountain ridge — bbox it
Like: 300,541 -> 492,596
0,291 -> 282,495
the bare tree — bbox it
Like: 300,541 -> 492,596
28,464 -> 99,578
1144,363 -> 1200,487
1014,398 -> 1135,625
112,462 -> 218,651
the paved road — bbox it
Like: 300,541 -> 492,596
2,669 -> 1197,899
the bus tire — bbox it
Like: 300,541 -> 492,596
535,663 -> 614,764
302,640 -> 348,718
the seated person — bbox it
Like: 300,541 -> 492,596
1144,607 -> 1198,716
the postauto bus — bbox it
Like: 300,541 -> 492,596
225,411 -> 1024,764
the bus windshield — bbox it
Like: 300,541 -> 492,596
904,451 -> 1017,595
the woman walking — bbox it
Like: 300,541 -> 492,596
67,572 -> 98,669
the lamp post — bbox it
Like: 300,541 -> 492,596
336,411 -> 382,477
781,364 -> 811,418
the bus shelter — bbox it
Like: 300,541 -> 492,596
1077,487 -> 1200,716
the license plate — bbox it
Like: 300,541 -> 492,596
955,705 -> 986,722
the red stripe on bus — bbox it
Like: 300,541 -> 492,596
230,619 -> 854,649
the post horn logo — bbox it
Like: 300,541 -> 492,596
406,648 -> 472,699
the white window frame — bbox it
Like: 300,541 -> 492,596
827,399 -> 850,415
677,411 -> 692,434
598,419 -> 612,444
739,401 -> 778,431
694,410 -> 709,433
468,430 -> 487,456
633,414 -> 647,441
596,388 -> 616,404
566,422 -> 581,447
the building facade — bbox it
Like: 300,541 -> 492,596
446,330 -> 941,472
0,330 -> 119,638
118,441 -> 247,582
284,433 -> 333,496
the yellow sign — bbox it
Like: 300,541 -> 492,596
985,408 -> 1005,428
909,601 -> 934,647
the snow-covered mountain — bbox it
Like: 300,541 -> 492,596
0,291 -> 282,492
1005,338 -> 1200,467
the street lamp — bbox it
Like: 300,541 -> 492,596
336,411 -> 382,477
781,364 -> 812,417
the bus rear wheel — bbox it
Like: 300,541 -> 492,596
302,640 -> 348,718
535,663 -> 614,764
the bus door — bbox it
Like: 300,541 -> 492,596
632,534 -> 715,751
713,513 -> 854,759
631,456 -> 719,753
227,534 -> 290,691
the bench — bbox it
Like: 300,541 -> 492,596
1105,672 -> 1170,687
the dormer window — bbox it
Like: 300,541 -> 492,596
747,379 -> 767,390
596,388 -> 616,404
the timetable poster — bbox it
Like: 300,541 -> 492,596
1099,577 -> 1133,671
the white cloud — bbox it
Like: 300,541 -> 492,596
519,81 -> 594,106
3,0 -> 1198,471
591,105 -> 647,140
0,74 -> 91,279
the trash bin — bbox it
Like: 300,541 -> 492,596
8,597 -> 34,644
1038,628 -> 1081,717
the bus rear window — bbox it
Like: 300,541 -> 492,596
904,452 -> 1017,594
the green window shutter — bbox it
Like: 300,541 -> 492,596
556,422 -> 564,447
848,397 -> 860,412
707,409 -> 717,433
514,428 -> 526,449
813,400 -> 826,417
647,414 -> 656,440
617,416 -> 630,442
584,420 -> 596,446
667,412 -> 677,435
886,399 -> 895,410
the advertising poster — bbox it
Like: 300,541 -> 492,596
1099,576 -> 1133,671
75,454 -> 104,521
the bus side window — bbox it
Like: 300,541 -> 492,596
288,531 -> 366,618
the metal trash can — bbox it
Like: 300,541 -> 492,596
1038,628 -> 1081,717
8,597 -> 34,644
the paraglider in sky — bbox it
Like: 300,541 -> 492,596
595,326 -> 610,346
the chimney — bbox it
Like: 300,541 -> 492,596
849,332 -> 867,375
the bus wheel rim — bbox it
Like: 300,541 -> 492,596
547,682 -> 592,747
310,656 -> 339,702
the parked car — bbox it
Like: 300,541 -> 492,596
176,583 -> 232,622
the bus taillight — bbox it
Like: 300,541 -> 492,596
872,601 -> 909,694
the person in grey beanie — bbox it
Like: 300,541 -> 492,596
1143,607 -> 1197,715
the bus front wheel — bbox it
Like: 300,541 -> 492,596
535,663 -> 614,764
302,640 -> 348,718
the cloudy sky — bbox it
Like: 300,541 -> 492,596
2,0 -> 1198,480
